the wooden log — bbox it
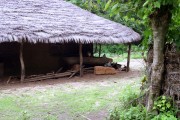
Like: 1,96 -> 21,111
63,57 -> 113,66
94,66 -> 116,75
126,44 -> 131,72
20,42 -> 25,82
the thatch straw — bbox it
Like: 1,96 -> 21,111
0,0 -> 141,44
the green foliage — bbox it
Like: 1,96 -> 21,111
109,84 -> 179,120
104,0 -> 180,50
94,44 -> 143,58
153,96 -> 174,113
119,85 -> 140,108
109,84 -> 147,120
110,105 -> 147,120
141,75 -> 147,83
151,112 -> 178,120
150,96 -> 178,120
100,44 -> 127,54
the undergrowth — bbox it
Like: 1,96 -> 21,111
109,78 -> 179,120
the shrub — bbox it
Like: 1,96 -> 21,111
151,96 -> 178,120
151,112 -> 177,120
119,85 -> 140,108
109,84 -> 143,120
109,105 -> 147,120
109,85 -> 179,120
153,96 -> 175,113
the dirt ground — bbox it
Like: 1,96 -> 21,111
0,59 -> 145,120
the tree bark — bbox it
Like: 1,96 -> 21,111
147,6 -> 171,111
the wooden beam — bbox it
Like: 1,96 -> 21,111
126,44 -> 131,72
79,43 -> 83,77
20,42 -> 25,82
98,44 -> 101,57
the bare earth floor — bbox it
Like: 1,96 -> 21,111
0,59 -> 145,120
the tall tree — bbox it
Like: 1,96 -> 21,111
147,3 -> 172,111
103,0 -> 180,111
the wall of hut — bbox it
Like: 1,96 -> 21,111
0,42 -> 93,76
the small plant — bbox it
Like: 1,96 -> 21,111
141,75 -> 147,83
151,112 -> 177,120
151,96 -> 178,120
119,85 -> 140,108
153,96 -> 174,113
109,85 -> 143,120
109,107 -> 121,120
109,105 -> 147,120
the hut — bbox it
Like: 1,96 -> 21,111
0,0 -> 141,81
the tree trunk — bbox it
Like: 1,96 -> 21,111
147,6 -> 171,111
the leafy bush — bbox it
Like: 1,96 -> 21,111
109,84 -> 143,120
151,96 -> 178,120
110,105 -> 147,120
109,85 -> 179,120
119,85 -> 140,108
153,96 -> 175,113
151,112 -> 177,120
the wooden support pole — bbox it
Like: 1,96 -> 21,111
126,44 -> 131,72
94,43 -> 98,54
98,44 -> 101,57
79,43 -> 83,77
20,42 -> 25,81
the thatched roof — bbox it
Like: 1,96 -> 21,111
0,0 -> 141,44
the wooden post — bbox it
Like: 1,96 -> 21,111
79,43 -> 83,77
94,43 -> 98,54
126,44 -> 131,72
98,44 -> 101,57
20,42 -> 25,81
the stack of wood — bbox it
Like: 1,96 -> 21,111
94,66 -> 116,75
7,70 -> 78,84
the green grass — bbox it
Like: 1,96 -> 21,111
94,52 -> 143,62
0,79 -> 141,120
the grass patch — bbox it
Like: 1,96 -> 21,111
0,79 -> 141,119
